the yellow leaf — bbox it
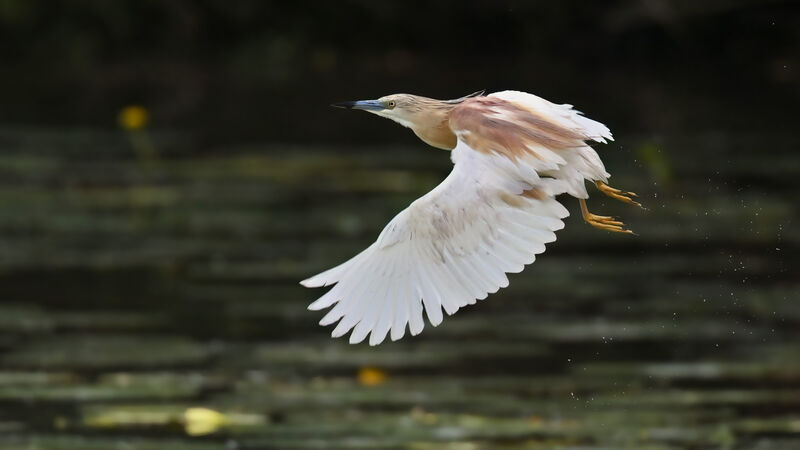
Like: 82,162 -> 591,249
118,105 -> 149,130
357,367 -> 388,386
184,407 -> 228,436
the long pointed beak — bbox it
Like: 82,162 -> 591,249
331,100 -> 385,111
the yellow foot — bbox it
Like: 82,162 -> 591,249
595,181 -> 642,208
579,198 -> 636,235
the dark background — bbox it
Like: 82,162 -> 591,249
2,0 -> 797,142
0,1 -> 798,449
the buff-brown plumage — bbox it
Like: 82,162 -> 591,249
304,90 -> 639,345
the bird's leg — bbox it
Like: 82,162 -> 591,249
595,181 -> 642,208
579,198 -> 635,235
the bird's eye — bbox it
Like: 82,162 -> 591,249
387,101 -> 396,109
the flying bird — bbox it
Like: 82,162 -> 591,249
302,90 -> 641,345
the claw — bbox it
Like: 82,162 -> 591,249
591,222 -> 635,234
595,181 -> 643,208
587,214 -> 624,226
579,198 -> 636,235
585,214 -> 624,227
605,191 -> 642,208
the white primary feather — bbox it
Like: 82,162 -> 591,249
303,138 -> 570,345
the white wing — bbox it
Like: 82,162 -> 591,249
302,91 -> 612,345
302,141 -> 568,345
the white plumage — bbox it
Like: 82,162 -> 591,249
303,90 -> 619,345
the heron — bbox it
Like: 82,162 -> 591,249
302,90 -> 641,345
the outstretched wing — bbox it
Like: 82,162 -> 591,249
302,91 -> 611,345
302,141 -> 568,345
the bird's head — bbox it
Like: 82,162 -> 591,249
332,91 -> 484,130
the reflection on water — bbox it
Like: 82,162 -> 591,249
0,127 -> 797,449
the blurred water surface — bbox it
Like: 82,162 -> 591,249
0,125 -> 797,449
